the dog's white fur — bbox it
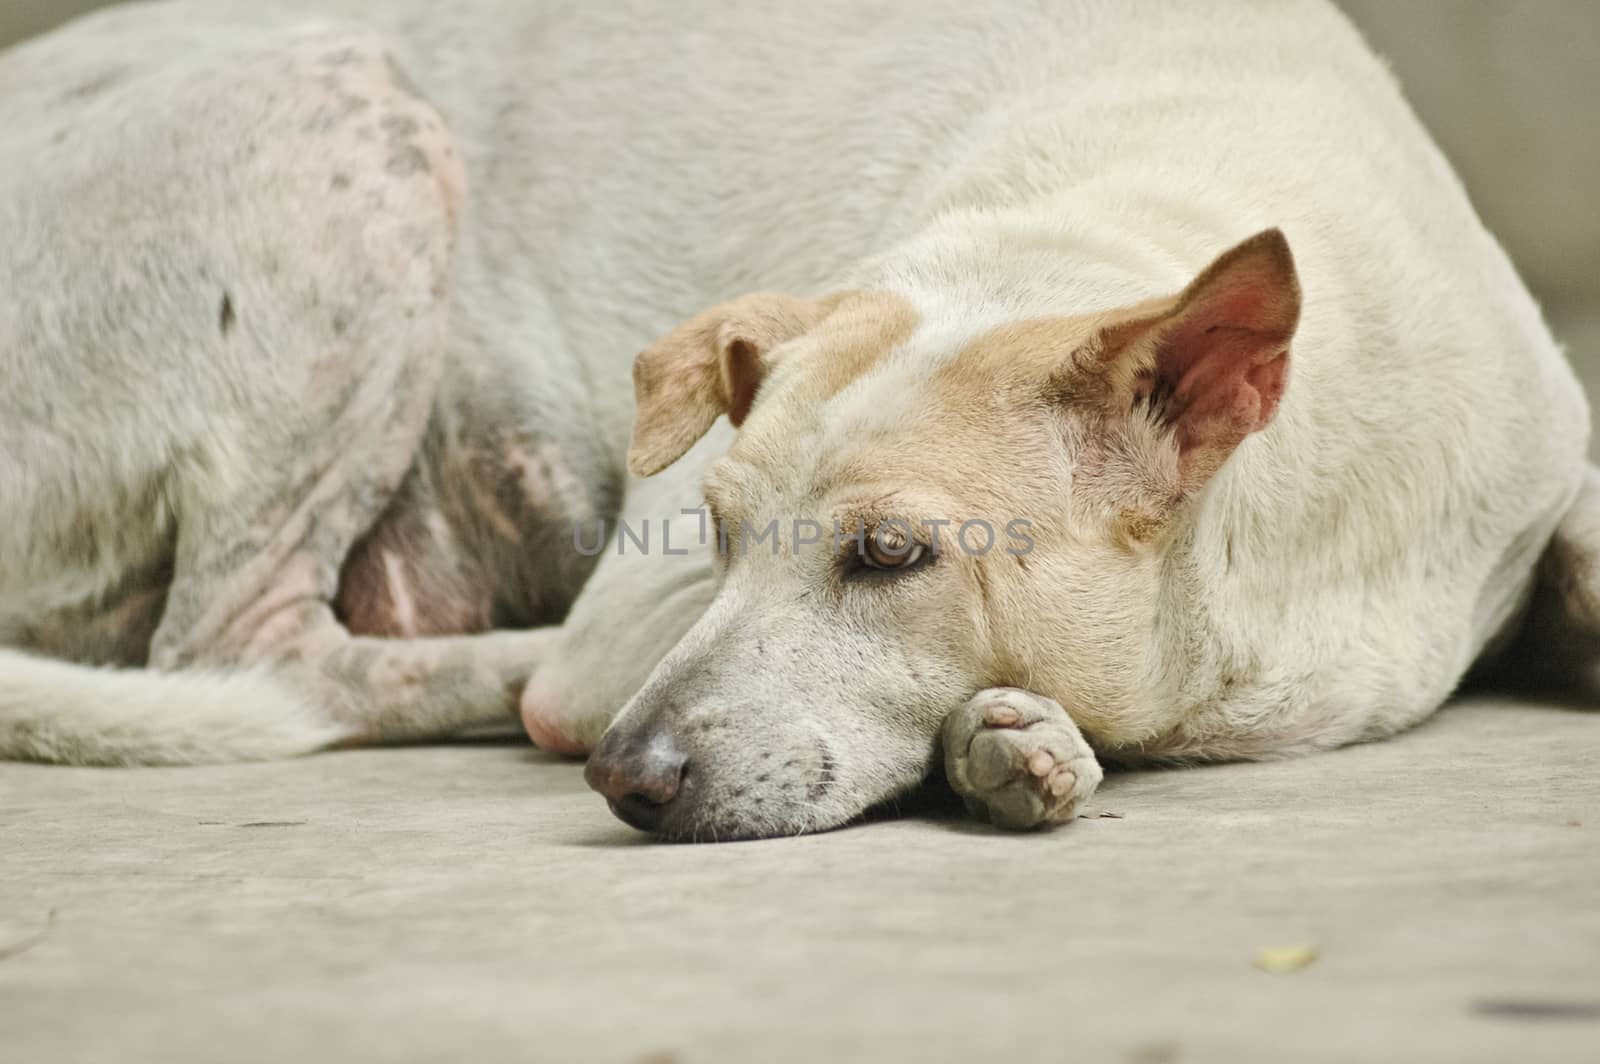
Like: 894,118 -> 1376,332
0,0 -> 1591,837
0,650 -> 339,765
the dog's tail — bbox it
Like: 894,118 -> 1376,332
0,648 -> 348,765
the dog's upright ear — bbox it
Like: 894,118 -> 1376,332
628,292 -> 837,476
1092,228 -> 1301,492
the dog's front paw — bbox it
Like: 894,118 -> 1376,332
942,687 -> 1103,830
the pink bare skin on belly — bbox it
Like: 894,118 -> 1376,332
15,428 -> 600,746
336,476 -> 494,639
334,427 -> 600,641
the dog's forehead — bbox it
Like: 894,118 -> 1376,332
818,307 -> 1108,451
743,293 -> 1018,446
721,305 -> 1101,513
722,293 -> 914,468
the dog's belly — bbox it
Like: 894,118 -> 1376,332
333,471 -> 495,640
333,410 -> 609,639
11,450 -> 603,660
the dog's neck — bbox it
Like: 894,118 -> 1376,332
859,198 -> 1238,320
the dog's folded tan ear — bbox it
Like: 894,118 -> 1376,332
628,292 -> 836,476
1097,228 -> 1301,490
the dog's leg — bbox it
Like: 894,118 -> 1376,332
1501,463 -> 1600,695
132,31 -> 547,746
2,31 -> 608,763
943,687 -> 1104,830
1537,465 -> 1600,634
152,506 -> 554,747
518,426 -> 731,753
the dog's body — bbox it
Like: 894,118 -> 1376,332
2,0 -> 1593,837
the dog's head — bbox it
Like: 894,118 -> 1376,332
587,229 -> 1300,839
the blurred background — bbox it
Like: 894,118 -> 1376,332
5,1 -> 1598,434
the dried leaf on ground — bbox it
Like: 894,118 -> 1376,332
1254,944 -> 1318,973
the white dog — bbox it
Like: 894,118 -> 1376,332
1,0 -> 1592,839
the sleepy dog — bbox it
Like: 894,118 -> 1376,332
2,0 -> 1593,840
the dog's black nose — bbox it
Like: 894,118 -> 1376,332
585,728 -> 689,833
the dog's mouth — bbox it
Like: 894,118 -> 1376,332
608,805 -> 854,844
602,781 -> 841,844
596,749 -> 956,843
606,792 -> 676,835
593,762 -> 839,843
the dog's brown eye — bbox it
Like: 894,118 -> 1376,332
863,527 -> 925,571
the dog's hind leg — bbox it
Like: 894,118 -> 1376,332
133,32 -> 559,749
0,30 -> 551,764
1500,464 -> 1600,696
1538,465 -> 1600,632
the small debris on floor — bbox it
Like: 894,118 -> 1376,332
1254,943 -> 1318,973
1126,1041 -> 1181,1064
1471,998 -> 1600,1022
0,909 -> 57,963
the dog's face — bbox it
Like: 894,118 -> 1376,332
588,230 -> 1299,839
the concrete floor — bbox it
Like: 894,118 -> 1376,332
3,696 -> 1596,1063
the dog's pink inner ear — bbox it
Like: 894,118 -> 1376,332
1130,228 -> 1301,485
